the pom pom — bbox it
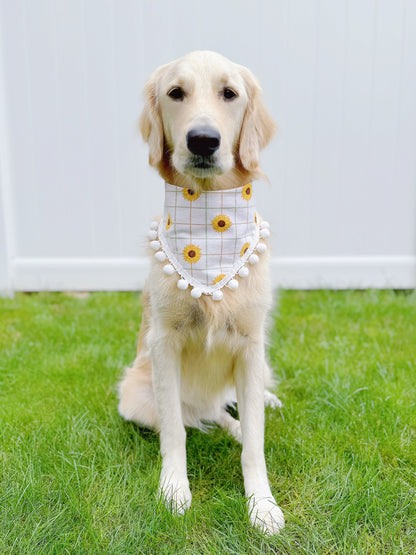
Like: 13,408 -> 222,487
260,228 -> 270,239
227,279 -> 239,291
155,251 -> 166,262
256,242 -> 267,254
150,221 -> 159,230
147,229 -> 158,240
150,240 -> 161,251
260,220 -> 270,229
249,254 -> 259,265
191,287 -> 202,299
212,290 -> 223,301
163,264 -> 175,275
177,279 -> 188,290
238,266 -> 249,278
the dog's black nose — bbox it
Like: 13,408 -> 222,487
186,127 -> 221,156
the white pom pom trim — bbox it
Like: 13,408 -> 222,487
260,228 -> 270,239
150,240 -> 161,251
150,221 -> 159,230
177,279 -> 189,290
238,266 -> 249,278
191,287 -> 202,299
256,242 -> 267,254
147,229 -> 158,240
155,251 -> 166,262
227,279 -> 239,290
163,264 -> 175,275
212,290 -> 223,301
249,254 -> 259,265
260,221 -> 270,229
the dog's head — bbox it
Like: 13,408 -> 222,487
139,51 -> 276,182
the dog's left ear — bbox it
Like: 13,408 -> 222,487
238,67 -> 276,172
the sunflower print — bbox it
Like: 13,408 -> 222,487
242,184 -> 252,200
212,214 -> 232,233
254,212 -> 258,224
182,188 -> 201,202
165,214 -> 172,230
240,242 -> 250,257
183,244 -> 202,264
213,273 -> 226,284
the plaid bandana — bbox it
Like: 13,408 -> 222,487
148,183 -> 270,301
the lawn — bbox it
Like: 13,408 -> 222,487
0,290 -> 415,554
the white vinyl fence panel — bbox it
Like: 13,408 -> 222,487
0,0 -> 415,293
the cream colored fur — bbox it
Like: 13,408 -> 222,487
118,51 -> 284,535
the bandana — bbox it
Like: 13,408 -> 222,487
147,183 -> 270,301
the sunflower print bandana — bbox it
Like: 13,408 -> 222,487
148,183 -> 270,301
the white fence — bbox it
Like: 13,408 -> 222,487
0,0 -> 415,294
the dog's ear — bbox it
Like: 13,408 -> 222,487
139,71 -> 164,168
238,67 -> 276,172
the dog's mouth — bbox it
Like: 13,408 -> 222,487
184,154 -> 223,176
192,155 -> 216,169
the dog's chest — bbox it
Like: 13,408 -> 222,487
170,299 -> 253,351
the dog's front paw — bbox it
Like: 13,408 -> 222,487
159,473 -> 192,515
248,495 -> 285,535
264,390 -> 283,409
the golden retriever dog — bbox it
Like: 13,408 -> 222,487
118,50 -> 285,534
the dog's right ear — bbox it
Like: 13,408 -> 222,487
139,72 -> 164,167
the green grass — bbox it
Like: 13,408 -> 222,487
0,290 -> 415,554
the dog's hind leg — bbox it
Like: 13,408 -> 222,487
263,362 -> 283,409
216,394 -> 281,441
118,286 -> 160,429
216,410 -> 242,443
118,357 -> 159,430
264,390 -> 283,409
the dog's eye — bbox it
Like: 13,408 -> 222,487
168,87 -> 185,101
223,88 -> 237,100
